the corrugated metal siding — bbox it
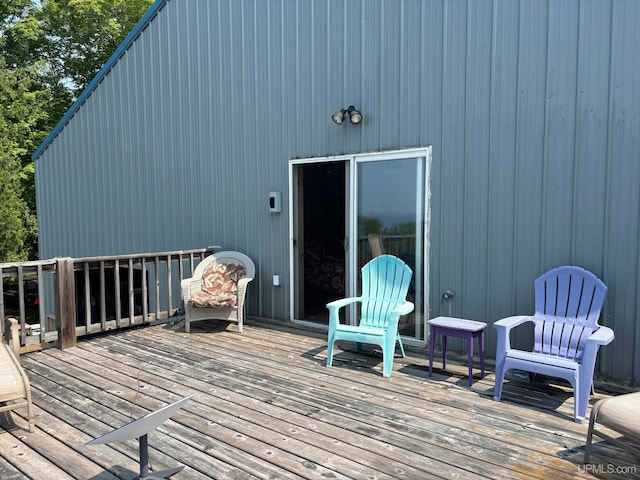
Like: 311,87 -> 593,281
34,0 -> 640,382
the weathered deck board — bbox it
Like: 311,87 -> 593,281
1,319 -> 637,479
119,328 -> 578,478
74,338 -> 476,479
0,415 -> 80,480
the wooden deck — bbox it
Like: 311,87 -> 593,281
0,319 -> 637,480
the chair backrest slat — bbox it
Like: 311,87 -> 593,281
360,255 -> 412,328
533,266 -> 607,360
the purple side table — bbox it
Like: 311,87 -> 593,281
428,316 -> 487,386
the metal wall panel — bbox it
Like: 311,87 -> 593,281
34,0 -> 640,382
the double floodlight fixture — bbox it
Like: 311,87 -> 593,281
331,105 -> 363,125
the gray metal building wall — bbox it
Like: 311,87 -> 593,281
34,0 -> 640,383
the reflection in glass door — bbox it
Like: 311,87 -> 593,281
352,154 -> 427,344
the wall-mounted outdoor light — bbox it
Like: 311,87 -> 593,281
331,105 -> 363,125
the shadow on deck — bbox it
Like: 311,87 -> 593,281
0,318 -> 637,479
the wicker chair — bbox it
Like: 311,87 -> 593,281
181,251 -> 255,333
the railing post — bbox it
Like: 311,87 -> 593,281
56,257 -> 76,349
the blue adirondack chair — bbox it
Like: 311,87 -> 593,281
326,255 -> 414,377
493,265 -> 614,422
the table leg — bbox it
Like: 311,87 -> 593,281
442,335 -> 447,370
480,330 -> 485,379
468,333 -> 474,386
429,327 -> 435,378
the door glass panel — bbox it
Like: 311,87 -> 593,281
355,157 -> 425,341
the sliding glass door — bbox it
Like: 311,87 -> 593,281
290,147 -> 431,346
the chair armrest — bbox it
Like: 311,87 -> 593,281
326,297 -> 362,310
587,325 -> 614,346
494,315 -> 532,331
392,301 -> 414,316
581,325 -> 615,379
326,297 -> 362,328
4,318 -> 20,357
181,277 -> 201,300
236,277 -> 253,306
494,315 -> 533,354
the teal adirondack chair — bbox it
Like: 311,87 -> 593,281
493,265 -> 614,423
326,255 -> 414,377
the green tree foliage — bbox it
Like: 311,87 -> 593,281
0,0 -> 152,262
0,60 -> 45,261
359,216 -> 417,237
385,221 -> 417,236
39,0 -> 153,95
0,0 -> 32,30
359,216 -> 383,236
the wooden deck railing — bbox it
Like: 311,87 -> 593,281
0,247 -> 218,351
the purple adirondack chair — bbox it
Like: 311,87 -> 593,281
493,265 -> 614,423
